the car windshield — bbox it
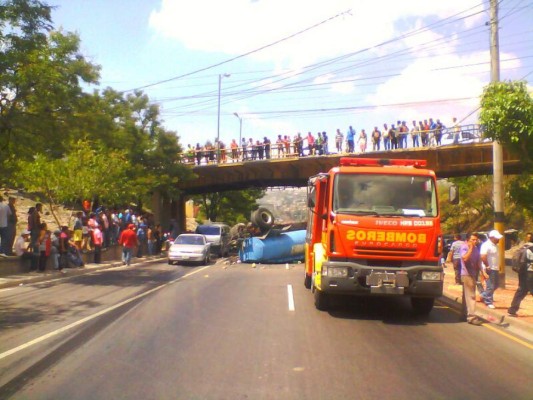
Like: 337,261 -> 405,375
175,235 -> 205,245
196,226 -> 221,235
332,173 -> 438,217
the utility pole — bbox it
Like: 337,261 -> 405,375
490,0 -> 506,287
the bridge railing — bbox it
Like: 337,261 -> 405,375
179,124 -> 486,166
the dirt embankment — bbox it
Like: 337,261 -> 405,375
3,190 -> 77,236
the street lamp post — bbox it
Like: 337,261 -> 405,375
217,73 -> 230,163
233,112 -> 243,146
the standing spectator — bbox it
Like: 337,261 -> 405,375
322,131 -> 329,155
446,234 -> 464,285
0,195 -> 10,256
93,225 -> 103,263
335,129 -> 344,153
480,229 -> 503,309
435,119 -> 444,146
283,135 -> 291,155
294,133 -> 304,157
136,223 -> 148,257
422,120 -> 431,146
460,233 -> 483,325
371,127 -> 381,151
346,126 -> 355,153
508,233 -> 533,317
256,140 -> 264,160
383,123 -> 390,150
58,226 -> 70,271
398,121 -> 408,149
37,222 -> 51,272
306,132 -> 315,155
263,136 -> 271,159
411,120 -> 420,148
358,129 -> 367,153
389,124 -> 398,150
452,117 -> 461,144
29,203 -> 42,271
248,138 -> 256,160
230,139 -> 239,161
153,224 -> 162,254
428,118 -> 437,146
73,211 -> 84,250
241,138 -> 248,161
6,196 -> 17,255
50,230 -> 60,270
195,143 -> 202,165
119,224 -> 138,266
147,225 -> 154,255
276,135 -> 284,158
315,132 -> 323,155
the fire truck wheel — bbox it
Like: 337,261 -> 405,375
304,273 -> 312,289
411,297 -> 434,315
314,289 -> 329,311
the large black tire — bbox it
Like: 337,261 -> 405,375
314,289 -> 329,311
304,273 -> 312,289
411,297 -> 435,315
252,207 -> 275,230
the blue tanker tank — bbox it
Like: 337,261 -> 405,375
239,230 -> 306,264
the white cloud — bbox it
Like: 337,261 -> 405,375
149,0 -> 486,66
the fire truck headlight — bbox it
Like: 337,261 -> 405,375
421,271 -> 443,281
328,267 -> 348,278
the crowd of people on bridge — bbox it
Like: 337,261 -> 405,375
183,117 -> 479,165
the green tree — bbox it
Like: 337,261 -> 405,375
479,80 -> 533,165
479,80 -> 533,221
0,0 -> 100,183
195,189 -> 266,226
14,140 -> 135,227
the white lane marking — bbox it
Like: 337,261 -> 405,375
0,265 -> 212,361
287,284 -> 295,311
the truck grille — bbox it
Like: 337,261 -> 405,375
354,248 -> 417,257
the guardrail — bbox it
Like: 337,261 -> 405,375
179,124 -> 485,166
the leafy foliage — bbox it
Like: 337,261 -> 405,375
479,80 -> 533,166
195,189 -> 266,226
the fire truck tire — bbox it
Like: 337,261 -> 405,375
252,207 -> 275,230
304,274 -> 312,289
411,297 -> 434,315
314,289 -> 329,311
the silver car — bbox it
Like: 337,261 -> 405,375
168,234 -> 211,265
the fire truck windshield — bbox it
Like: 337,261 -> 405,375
333,174 -> 437,217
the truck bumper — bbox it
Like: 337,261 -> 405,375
317,261 -> 443,297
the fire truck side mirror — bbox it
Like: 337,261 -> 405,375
449,184 -> 459,205
307,191 -> 315,208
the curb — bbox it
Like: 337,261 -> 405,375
0,256 -> 165,290
440,289 -> 533,343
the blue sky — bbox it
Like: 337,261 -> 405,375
50,0 -> 532,148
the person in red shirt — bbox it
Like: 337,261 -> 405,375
119,224 -> 138,266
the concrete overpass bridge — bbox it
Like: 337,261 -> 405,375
178,142 -> 523,195
155,141 -> 523,231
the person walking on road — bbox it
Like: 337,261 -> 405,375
508,233 -> 533,317
461,233 -> 483,325
119,223 -> 138,266
480,229 -> 503,309
446,234 -> 464,285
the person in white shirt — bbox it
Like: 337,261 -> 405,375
480,229 -> 503,309
14,231 -> 31,256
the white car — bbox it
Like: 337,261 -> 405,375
168,234 -> 211,265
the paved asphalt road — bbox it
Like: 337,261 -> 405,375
0,259 -> 532,400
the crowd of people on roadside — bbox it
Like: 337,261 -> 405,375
445,230 -> 533,325
0,195 -> 166,272
183,117 -> 478,165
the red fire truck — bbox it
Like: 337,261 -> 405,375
305,158 -> 445,314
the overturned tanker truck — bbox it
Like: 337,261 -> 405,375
239,207 -> 306,264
